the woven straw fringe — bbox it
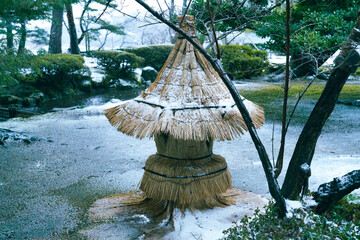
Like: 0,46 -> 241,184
104,102 -> 264,141
139,154 -> 231,205
136,194 -> 233,221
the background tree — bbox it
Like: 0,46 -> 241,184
77,0 -> 125,52
0,0 -> 50,53
49,0 -> 64,54
65,0 -> 80,54
256,0 -> 360,78
189,0 -> 280,54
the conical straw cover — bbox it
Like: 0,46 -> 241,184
105,15 -> 264,141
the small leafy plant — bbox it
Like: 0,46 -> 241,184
222,196 -> 360,240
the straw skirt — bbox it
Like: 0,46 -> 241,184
139,134 -> 232,211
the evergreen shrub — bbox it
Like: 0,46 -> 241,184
125,45 -> 173,71
220,45 -> 268,79
91,51 -> 144,86
0,49 -> 34,89
27,54 -> 90,96
222,196 -> 360,240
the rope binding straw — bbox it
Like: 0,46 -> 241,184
143,166 -> 227,179
156,153 -> 213,161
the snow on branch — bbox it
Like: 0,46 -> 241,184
313,169 -> 360,214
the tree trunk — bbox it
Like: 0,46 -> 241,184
281,11 -> 360,199
5,19 -> 14,49
313,170 -> 360,214
17,21 -> 27,54
49,3 -> 64,54
65,1 -> 80,54
182,0 -> 188,14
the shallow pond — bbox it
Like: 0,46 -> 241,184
0,86 -> 359,239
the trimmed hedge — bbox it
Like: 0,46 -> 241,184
0,49 -> 34,89
220,45 -> 269,79
124,45 -> 173,71
26,54 -> 91,96
90,51 -> 144,86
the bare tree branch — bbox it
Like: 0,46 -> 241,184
274,0 -> 291,178
95,0 -> 112,23
206,0 -> 221,59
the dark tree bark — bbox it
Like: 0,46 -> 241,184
17,21 -> 27,54
49,3 -> 64,54
65,1 -> 80,54
5,19 -> 14,49
281,11 -> 360,199
313,170 -> 360,214
274,0 -> 291,178
134,0 -> 287,217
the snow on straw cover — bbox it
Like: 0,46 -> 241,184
104,16 -> 264,141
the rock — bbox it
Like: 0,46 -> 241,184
0,95 -> 22,105
79,80 -> 92,93
267,72 -> 286,82
22,97 -> 36,107
0,128 -> 42,145
141,66 -> 158,83
291,53 -> 317,79
30,92 -> 45,104
337,99 -> 360,107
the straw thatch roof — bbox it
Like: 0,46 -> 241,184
105,16 -> 264,141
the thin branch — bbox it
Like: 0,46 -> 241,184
110,6 -> 139,19
78,0 -> 92,44
274,0 -> 291,179
163,0 -> 171,11
95,0 -> 112,23
180,0 -> 193,26
155,0 -> 164,13
207,0 -> 221,59
139,21 -> 163,28
285,78 -> 315,133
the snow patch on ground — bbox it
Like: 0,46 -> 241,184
162,198 -> 268,240
83,56 -> 105,83
285,200 -> 303,218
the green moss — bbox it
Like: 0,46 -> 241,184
239,84 -> 360,123
241,84 -> 360,102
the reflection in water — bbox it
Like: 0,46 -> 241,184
23,88 -> 143,114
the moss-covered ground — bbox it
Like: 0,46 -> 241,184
239,83 -> 360,124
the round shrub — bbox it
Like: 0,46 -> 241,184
124,45 -> 173,71
90,50 -> 144,86
27,54 -> 91,97
220,45 -> 269,79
